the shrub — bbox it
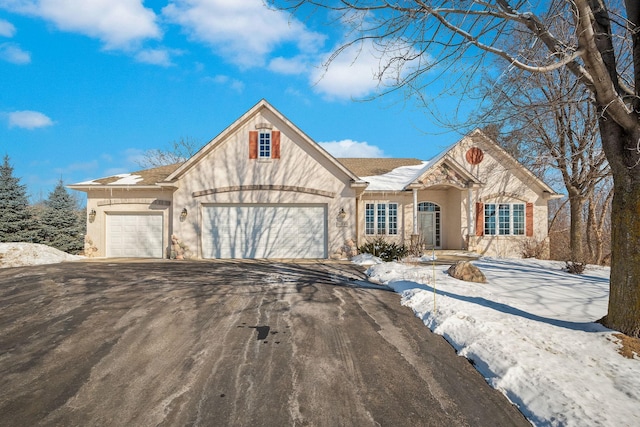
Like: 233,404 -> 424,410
520,238 -> 548,259
358,237 -> 408,262
565,261 -> 586,274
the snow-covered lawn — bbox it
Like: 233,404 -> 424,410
364,258 -> 640,427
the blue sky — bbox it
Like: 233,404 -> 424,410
0,0 -> 476,201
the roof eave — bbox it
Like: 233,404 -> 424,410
67,184 -> 165,191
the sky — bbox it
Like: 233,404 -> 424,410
0,0 -> 476,202
360,255 -> 640,427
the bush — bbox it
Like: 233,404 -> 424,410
358,237 -> 408,262
565,261 -> 586,274
520,238 -> 548,259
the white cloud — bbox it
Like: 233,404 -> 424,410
7,110 -> 53,129
204,74 -> 244,93
135,48 -> 175,66
311,41 -> 381,100
268,55 -> 308,75
319,139 -> 386,158
312,38 -> 421,100
0,19 -> 16,37
162,0 -> 325,68
0,42 -> 30,64
2,0 -> 160,49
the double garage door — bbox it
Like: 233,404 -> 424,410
202,205 -> 327,259
106,214 -> 164,258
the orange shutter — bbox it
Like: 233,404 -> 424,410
526,202 -> 534,236
475,202 -> 484,236
249,131 -> 258,159
272,130 -> 280,159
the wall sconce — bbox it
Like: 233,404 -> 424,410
88,209 -> 96,223
180,208 -> 188,221
338,208 -> 347,220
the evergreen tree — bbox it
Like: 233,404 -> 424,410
40,179 -> 85,254
0,155 -> 40,243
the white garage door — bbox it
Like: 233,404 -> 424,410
106,214 -> 163,258
202,205 -> 326,259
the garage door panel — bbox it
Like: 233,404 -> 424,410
107,214 -> 163,258
203,205 -> 326,259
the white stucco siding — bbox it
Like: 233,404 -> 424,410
450,133 -> 552,257
171,110 -> 357,259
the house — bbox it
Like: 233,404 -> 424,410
69,100 -> 560,259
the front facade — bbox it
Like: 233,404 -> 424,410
70,100 -> 559,260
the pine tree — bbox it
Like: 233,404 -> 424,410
40,179 -> 85,254
0,155 -> 40,243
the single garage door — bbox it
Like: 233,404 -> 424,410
202,205 -> 326,259
106,214 -> 164,258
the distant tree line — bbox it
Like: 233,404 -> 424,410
0,155 -> 85,254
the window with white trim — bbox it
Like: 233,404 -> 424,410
365,202 -> 399,235
258,131 -> 271,158
484,203 -> 525,236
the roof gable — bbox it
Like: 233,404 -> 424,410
164,99 -> 362,184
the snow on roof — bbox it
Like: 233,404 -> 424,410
107,173 -> 143,185
362,161 -> 431,191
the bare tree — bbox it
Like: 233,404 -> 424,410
136,137 -> 201,169
476,63 -> 611,264
586,182 -> 613,265
271,0 -> 640,337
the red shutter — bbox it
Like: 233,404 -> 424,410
249,131 -> 258,159
475,202 -> 484,236
272,130 -> 280,159
526,202 -> 534,236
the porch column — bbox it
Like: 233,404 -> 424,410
412,188 -> 418,235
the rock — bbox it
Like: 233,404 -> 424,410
448,261 -> 487,283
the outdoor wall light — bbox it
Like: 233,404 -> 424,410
180,208 -> 188,221
88,209 -> 96,223
338,208 -> 347,220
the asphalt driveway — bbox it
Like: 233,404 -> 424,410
0,260 -> 528,426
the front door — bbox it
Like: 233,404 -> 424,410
418,211 -> 436,248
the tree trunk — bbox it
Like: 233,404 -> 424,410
600,121 -> 640,337
567,188 -> 585,263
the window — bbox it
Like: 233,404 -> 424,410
365,202 -> 398,235
484,203 -> 525,236
259,131 -> 271,158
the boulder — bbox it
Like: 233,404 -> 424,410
448,261 -> 487,283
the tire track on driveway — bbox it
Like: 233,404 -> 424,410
0,260 -> 529,427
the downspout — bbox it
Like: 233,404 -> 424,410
467,184 -> 473,250
412,188 -> 418,235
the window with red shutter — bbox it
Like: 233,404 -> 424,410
475,202 -> 484,236
526,202 -> 534,237
249,131 -> 258,159
272,130 -> 280,159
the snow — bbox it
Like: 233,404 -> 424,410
108,173 -> 143,185
351,253 -> 383,265
73,173 -> 143,186
0,243 -> 82,268
362,161 -> 430,191
364,258 -> 640,427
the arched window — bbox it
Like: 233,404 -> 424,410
417,202 -> 441,247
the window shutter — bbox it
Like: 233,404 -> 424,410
475,202 -> 484,236
272,130 -> 281,159
526,202 -> 534,237
249,131 -> 258,159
